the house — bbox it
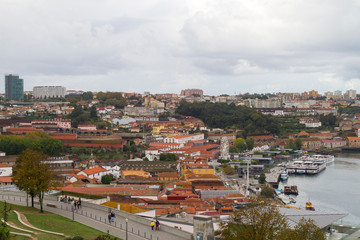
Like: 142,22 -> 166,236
77,166 -> 109,180
157,172 -> 179,181
0,163 -> 12,177
121,170 -> 151,179
0,176 -> 13,186
322,140 -> 346,149
78,124 -> 97,131
346,137 -> 360,148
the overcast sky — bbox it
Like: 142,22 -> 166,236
1,0 -> 360,95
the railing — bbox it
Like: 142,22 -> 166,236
0,191 -> 192,240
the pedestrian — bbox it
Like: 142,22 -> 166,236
111,211 -> 115,222
155,220 -> 160,230
74,201 -> 77,210
78,198 -> 81,208
108,213 -> 111,224
328,227 -> 332,235
150,220 -> 155,230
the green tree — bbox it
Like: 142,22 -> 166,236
259,173 -> 266,184
233,138 -> 247,152
101,175 -> 113,184
0,201 -> 10,240
285,139 -> 295,149
216,197 -> 325,240
223,165 -> 235,175
245,138 -> 255,150
90,106 -> 98,119
287,218 -> 326,240
13,149 -> 54,211
261,185 -> 274,198
294,138 -> 302,150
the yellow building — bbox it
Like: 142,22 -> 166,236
121,170 -> 151,178
182,164 -> 215,176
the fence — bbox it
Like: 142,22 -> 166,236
0,191 -> 192,240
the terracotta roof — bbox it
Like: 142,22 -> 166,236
81,166 -> 107,175
0,163 -> 11,168
0,176 -> 12,182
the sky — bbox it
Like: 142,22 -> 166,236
1,0 -> 360,95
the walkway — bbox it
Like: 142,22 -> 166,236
0,193 -> 191,240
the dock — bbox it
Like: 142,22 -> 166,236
265,166 -> 283,188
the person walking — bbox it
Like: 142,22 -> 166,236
155,219 -> 160,230
108,213 -> 112,224
78,198 -> 81,208
111,211 -> 115,222
150,220 -> 155,230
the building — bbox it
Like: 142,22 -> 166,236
180,89 -> 204,98
5,74 -> 24,101
33,86 -> 66,99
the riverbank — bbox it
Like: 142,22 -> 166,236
279,152 -> 360,226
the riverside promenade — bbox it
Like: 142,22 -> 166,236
0,191 -> 192,240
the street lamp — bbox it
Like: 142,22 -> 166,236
125,218 -> 128,240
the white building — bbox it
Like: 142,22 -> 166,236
0,163 -> 12,177
77,166 -> 109,180
164,134 -> 204,144
33,86 -> 66,99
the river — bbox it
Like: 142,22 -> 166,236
278,152 -> 360,226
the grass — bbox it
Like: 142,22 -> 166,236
0,201 -> 120,240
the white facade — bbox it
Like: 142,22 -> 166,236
33,86 -> 66,99
164,134 -> 204,144
0,165 -> 12,177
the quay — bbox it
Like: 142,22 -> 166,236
265,166 -> 283,188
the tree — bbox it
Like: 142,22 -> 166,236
294,138 -> 302,150
261,185 -> 274,198
245,138 -> 254,150
259,173 -> 266,184
223,165 -> 235,175
0,201 -> 10,240
101,175 -> 113,184
233,138 -> 247,153
90,106 -> 98,119
216,197 -> 325,240
287,218 -> 326,240
13,149 -> 54,212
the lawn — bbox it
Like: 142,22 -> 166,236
0,201 -> 120,240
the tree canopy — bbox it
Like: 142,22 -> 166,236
175,101 -> 280,136
13,149 -> 54,212
216,197 -> 325,240
0,131 -> 63,156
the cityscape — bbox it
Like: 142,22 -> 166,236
0,74 -> 360,239
2,1 -> 360,240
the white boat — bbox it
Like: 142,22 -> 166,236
312,154 -> 335,164
280,171 -> 289,180
286,159 -> 327,175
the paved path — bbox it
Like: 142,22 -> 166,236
0,194 -> 190,240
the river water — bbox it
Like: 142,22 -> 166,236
278,152 -> 360,226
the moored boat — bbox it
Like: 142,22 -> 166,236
280,170 -> 289,180
290,185 -> 298,195
306,201 -> 315,211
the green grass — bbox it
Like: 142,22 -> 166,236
0,201 -> 120,240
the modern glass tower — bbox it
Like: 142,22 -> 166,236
5,74 -> 24,101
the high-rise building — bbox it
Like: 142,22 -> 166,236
5,74 -> 24,101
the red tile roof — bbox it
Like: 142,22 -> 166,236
81,166 -> 107,175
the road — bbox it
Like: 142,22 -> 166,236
0,193 -> 191,240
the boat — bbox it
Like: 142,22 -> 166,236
290,185 -> 298,195
286,159 -> 327,175
280,170 -> 289,180
284,186 -> 292,195
306,202 -> 315,211
312,154 -> 335,164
